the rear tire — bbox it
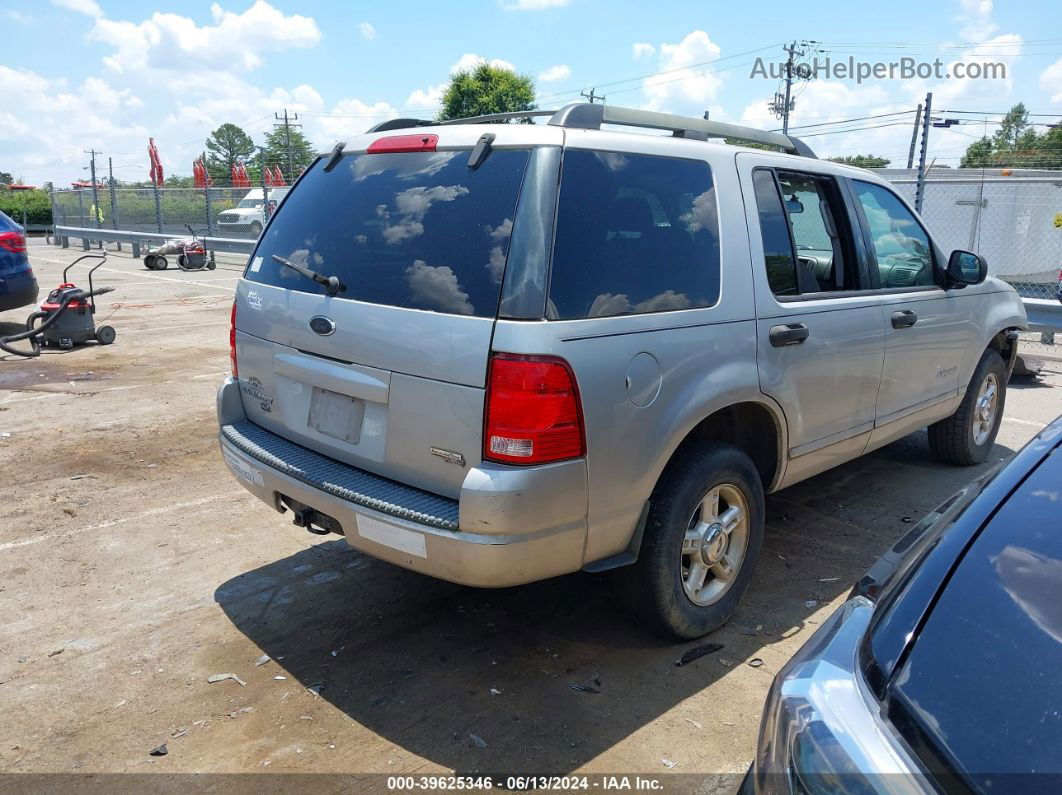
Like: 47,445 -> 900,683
614,442 -> 765,640
143,255 -> 157,270
928,348 -> 1006,466
155,256 -> 168,270
95,325 -> 116,345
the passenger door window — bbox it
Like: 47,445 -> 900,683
547,150 -> 720,320
853,181 -> 936,288
776,171 -> 853,292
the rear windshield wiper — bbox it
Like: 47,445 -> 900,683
271,254 -> 346,296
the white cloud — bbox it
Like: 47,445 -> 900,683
315,97 -> 400,140
501,0 -> 569,10
632,43 -> 655,60
406,83 -> 446,108
358,21 -> 376,39
1041,56 -> 1062,103
957,0 -> 997,41
641,30 -> 723,112
50,0 -> 102,18
89,1 -> 321,74
3,9 -> 32,23
451,53 -> 515,74
538,64 -> 571,83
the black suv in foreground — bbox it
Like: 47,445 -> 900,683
745,416 -> 1062,794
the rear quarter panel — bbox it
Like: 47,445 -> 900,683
493,132 -> 771,564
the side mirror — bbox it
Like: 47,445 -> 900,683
947,250 -> 987,286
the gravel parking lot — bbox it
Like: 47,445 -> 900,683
2,239 -> 1060,788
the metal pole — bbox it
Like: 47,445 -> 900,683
87,149 -> 102,249
153,178 -> 163,233
914,92 -> 933,214
49,184 -> 59,245
781,42 -> 795,135
283,110 -> 294,182
77,188 -> 85,228
260,147 -> 271,224
906,103 -> 923,170
203,150 -> 214,238
108,156 -> 121,251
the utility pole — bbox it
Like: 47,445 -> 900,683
580,87 -> 605,104
768,41 -> 820,135
914,92 -> 933,213
906,103 -> 923,170
273,109 -> 301,183
85,148 -> 102,248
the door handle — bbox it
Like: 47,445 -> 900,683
769,323 -> 810,347
891,310 -> 917,329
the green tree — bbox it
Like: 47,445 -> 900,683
959,102 -> 1062,169
205,123 -> 256,184
827,154 -> 891,168
438,64 -> 536,122
262,125 -> 316,183
0,171 -> 13,185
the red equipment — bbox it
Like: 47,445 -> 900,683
148,138 -> 164,185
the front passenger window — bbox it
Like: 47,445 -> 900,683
853,181 -> 935,288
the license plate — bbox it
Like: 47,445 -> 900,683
308,387 -> 365,444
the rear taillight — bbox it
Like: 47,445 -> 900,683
484,353 -> 585,465
0,231 -> 26,253
229,301 -> 238,378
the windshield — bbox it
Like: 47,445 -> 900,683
237,198 -> 263,209
245,149 -> 530,317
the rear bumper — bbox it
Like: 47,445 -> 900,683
0,271 -> 39,312
216,377 -> 587,587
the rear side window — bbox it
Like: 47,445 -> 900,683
246,149 -> 530,317
751,169 -> 799,296
547,150 -> 720,320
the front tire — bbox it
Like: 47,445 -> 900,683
928,348 -> 1006,466
614,442 -> 765,640
249,221 -> 262,238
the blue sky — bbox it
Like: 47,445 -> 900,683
2,0 -> 1060,185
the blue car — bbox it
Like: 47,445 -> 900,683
0,210 -> 38,312
744,416 -> 1062,793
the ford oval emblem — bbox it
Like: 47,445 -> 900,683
309,315 -> 336,336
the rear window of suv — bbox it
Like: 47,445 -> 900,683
547,150 -> 720,320
245,149 -> 530,317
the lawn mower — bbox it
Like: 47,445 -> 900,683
143,225 -> 216,271
0,253 -> 115,358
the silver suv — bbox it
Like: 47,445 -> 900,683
217,103 -> 1027,639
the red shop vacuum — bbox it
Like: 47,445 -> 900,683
0,253 -> 115,357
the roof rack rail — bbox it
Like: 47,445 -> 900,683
547,103 -> 816,158
364,103 -> 815,158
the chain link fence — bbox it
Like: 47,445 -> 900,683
890,175 -> 1062,300
51,185 -> 290,242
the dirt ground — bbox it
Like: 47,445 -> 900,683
2,239 -> 1060,791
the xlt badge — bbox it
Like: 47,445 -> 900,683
430,447 -> 466,467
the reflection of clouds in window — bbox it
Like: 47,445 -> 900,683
680,187 -> 717,233
405,260 -> 475,315
587,290 -> 693,317
349,151 -> 457,182
354,234 -> 367,244
483,217 -> 513,284
285,248 -> 324,267
594,152 -> 629,172
485,217 -> 513,242
376,185 -> 470,245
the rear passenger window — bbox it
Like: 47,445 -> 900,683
547,150 -> 720,320
776,171 -> 853,292
752,169 -> 799,296
853,181 -> 936,288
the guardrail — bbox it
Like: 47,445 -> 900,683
1023,298 -> 1062,333
52,225 -> 255,258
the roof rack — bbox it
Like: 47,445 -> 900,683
365,103 -> 816,158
